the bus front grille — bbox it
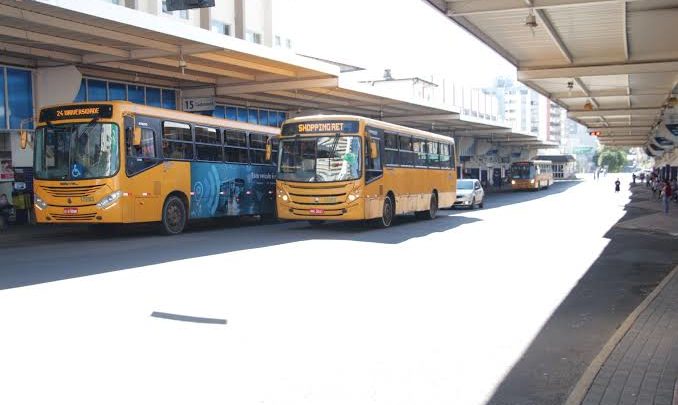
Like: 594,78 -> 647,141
285,185 -> 348,205
42,185 -> 104,198
50,213 -> 97,221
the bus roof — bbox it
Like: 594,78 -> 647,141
37,101 -> 278,135
283,114 -> 455,144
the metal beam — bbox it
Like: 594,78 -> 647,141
568,107 -> 660,118
217,78 -> 338,95
446,16 -> 519,66
82,45 -> 216,64
452,128 -> 514,135
382,114 -> 461,122
574,78 -> 599,109
95,62 -> 217,84
552,88 -> 667,98
519,61 -> 678,80
192,53 -> 297,77
0,41 -> 82,63
622,1 -> 629,61
142,58 -> 255,81
0,3 -> 179,53
535,9 -> 573,64
0,25 -> 129,58
445,0 -> 629,16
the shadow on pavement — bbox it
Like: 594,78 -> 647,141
486,185 -> 678,405
452,179 -> 583,213
0,213 -> 480,290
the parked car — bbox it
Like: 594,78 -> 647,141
454,179 -> 484,209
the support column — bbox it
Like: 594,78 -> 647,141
200,6 -> 211,30
234,0 -> 246,40
263,0 -> 273,47
124,0 -> 137,9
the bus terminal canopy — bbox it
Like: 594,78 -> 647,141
0,0 -> 545,149
425,0 -> 678,147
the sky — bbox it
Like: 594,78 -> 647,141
277,0 -> 516,88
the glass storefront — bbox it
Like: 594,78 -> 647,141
74,77 -> 177,110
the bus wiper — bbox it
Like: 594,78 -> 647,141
328,133 -> 340,174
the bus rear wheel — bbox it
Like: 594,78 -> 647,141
415,193 -> 438,220
374,195 -> 394,228
160,195 -> 187,235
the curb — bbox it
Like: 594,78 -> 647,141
564,265 -> 678,405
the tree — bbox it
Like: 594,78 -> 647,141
598,148 -> 628,172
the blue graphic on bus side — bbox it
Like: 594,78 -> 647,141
189,162 -> 276,219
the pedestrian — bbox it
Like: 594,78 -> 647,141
615,178 -> 620,193
0,193 -> 12,230
632,173 -> 636,184
662,180 -> 672,214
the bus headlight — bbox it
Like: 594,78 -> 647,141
97,190 -> 122,209
511,180 -> 516,185
277,189 -> 289,202
35,194 -> 47,210
348,188 -> 361,202
530,179 -> 535,184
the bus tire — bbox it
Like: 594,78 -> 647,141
416,193 -> 438,219
160,195 -> 187,235
374,195 -> 394,228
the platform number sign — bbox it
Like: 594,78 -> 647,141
182,97 -> 215,112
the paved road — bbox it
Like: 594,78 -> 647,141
0,176 -> 671,405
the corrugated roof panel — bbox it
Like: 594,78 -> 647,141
627,8 -> 678,61
465,11 -> 564,65
546,3 -> 626,62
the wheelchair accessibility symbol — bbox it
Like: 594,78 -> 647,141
71,163 -> 83,179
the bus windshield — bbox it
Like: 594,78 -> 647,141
278,136 -> 362,182
511,164 -> 534,179
34,122 -> 120,180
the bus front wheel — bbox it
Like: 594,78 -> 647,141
160,195 -> 187,235
375,195 -> 394,228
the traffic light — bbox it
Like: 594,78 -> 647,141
589,130 -> 601,136
165,0 -> 215,11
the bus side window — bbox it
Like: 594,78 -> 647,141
365,133 -> 382,183
384,132 -> 399,166
449,143 -> 456,168
127,128 -> 158,176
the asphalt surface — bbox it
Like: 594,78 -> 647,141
1,175 -> 674,405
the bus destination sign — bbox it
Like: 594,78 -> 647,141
40,104 -> 114,122
281,120 -> 359,136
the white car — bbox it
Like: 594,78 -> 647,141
454,179 -> 484,209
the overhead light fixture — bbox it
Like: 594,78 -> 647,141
667,96 -> 677,108
583,100 -> 593,111
525,9 -> 538,37
178,53 -> 187,75
567,80 -> 574,96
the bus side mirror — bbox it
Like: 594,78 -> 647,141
369,140 -> 378,160
265,143 -> 272,161
19,130 -> 28,150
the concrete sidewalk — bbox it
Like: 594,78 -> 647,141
571,183 -> 678,405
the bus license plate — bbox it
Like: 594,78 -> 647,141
63,208 -> 78,215
309,209 -> 324,215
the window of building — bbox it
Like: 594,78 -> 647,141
246,31 -> 262,44
74,77 -> 176,110
0,70 -> 5,129
211,20 -> 230,35
275,35 -> 281,46
286,38 -> 292,49
5,67 -> 34,129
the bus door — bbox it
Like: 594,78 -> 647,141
125,115 -> 163,222
364,126 -> 384,219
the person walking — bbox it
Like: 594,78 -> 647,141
615,178 -> 621,193
632,173 -> 636,184
662,180 -> 672,214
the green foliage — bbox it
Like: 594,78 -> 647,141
597,148 -> 628,172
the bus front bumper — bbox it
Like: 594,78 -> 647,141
34,203 -> 124,224
277,199 -> 365,221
